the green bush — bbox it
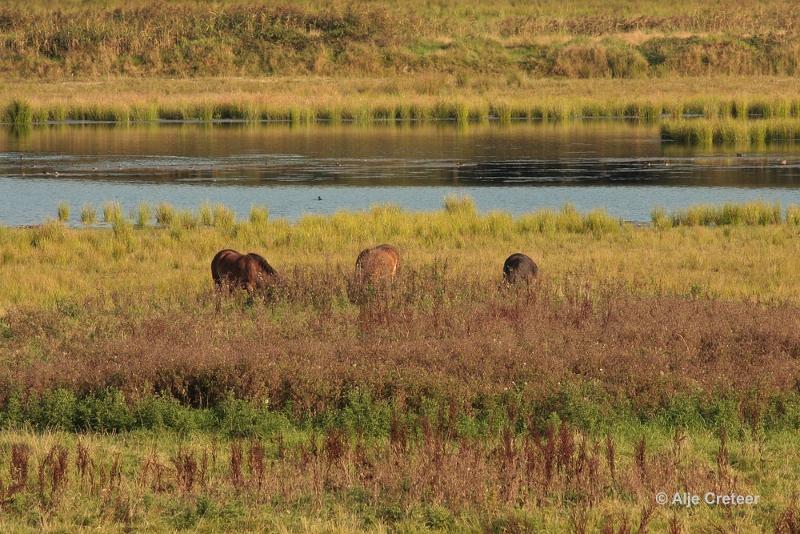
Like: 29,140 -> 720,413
75,389 -> 134,432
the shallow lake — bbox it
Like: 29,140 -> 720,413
1,121 -> 799,226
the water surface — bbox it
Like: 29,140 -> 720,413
1,122 -> 799,226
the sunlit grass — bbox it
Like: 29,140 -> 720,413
654,201 -> 786,227
1,199 -> 799,310
5,77 -> 800,128
661,119 -> 800,145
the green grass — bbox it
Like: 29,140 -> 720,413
9,94 -> 800,127
2,199 -> 800,311
3,99 -> 33,126
56,202 -> 70,223
0,424 -> 794,532
3,76 -> 800,130
661,119 -> 800,145
653,201 -> 790,227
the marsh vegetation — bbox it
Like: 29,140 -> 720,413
3,1 -> 800,530
1,201 -> 800,530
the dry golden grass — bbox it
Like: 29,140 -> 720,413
2,1 -> 800,79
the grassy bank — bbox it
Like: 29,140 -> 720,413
661,119 -> 800,145
4,77 -> 800,127
652,201 -> 800,227
3,1 -> 800,79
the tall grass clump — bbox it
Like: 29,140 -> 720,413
4,99 -> 33,126
170,209 -> 198,230
513,204 -> 621,235
155,203 -> 175,226
249,205 -> 269,226
135,203 -> 152,227
212,204 -> 236,231
662,119 -> 800,145
554,203 -> 583,232
660,121 -> 713,145
130,103 -> 158,122
56,202 -> 70,223
102,201 -> 123,224
198,202 -> 214,226
582,209 -> 621,235
787,205 -> 800,225
650,207 -> 672,229
79,204 -> 97,226
443,195 -> 477,217
112,216 -> 133,242
668,201 -> 782,226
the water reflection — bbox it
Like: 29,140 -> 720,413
1,122 -> 799,225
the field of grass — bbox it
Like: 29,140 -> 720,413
1,200 -> 800,530
3,0 -> 800,80
0,428 -> 799,532
5,77 -> 800,129
3,198 -> 800,309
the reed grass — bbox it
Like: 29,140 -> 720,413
248,205 -> 269,226
3,99 -> 33,126
79,204 -> 96,226
56,202 -> 70,223
5,77 -> 800,128
8,95 -> 800,126
154,202 -> 175,226
212,204 -> 235,231
788,205 -> 800,225
101,201 -> 122,224
198,202 -> 214,227
652,201 -> 791,227
135,202 -> 152,228
661,119 -> 800,145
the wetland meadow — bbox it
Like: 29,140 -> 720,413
2,1 -> 800,532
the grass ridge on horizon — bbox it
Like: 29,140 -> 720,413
4,1 -> 800,79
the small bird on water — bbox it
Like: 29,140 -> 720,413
316,196 -> 322,201
780,159 -> 788,165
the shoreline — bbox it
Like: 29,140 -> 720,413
3,76 -> 800,129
